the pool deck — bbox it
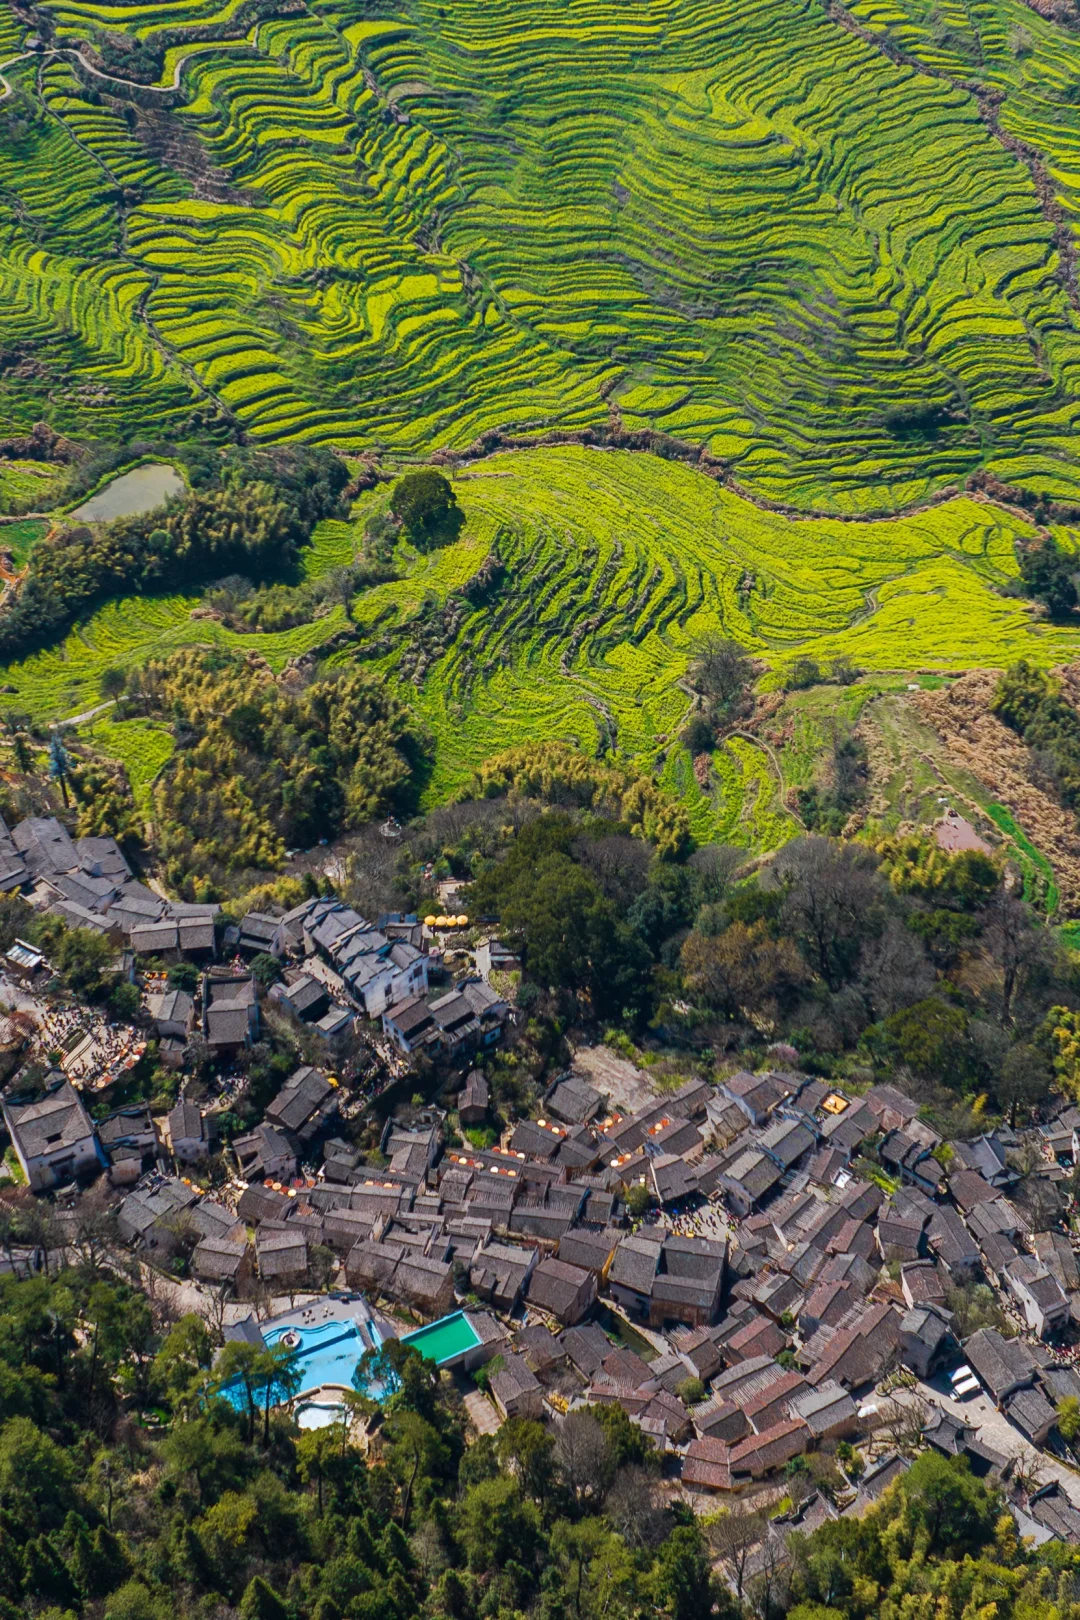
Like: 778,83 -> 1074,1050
263,1293 -> 397,1344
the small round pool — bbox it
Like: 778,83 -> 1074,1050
296,1394 -> 347,1430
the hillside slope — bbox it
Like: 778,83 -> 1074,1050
7,446 -> 1080,863
5,0 -> 1080,509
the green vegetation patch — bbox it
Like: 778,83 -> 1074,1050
87,716 -> 174,809
8,447 -> 1080,855
7,0 -> 1080,511
0,518 -> 49,569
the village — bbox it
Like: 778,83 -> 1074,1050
4,810 -> 1080,1583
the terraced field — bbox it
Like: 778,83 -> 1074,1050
9,447 -> 1080,852
10,0 -> 1080,865
348,449 -> 1080,826
0,460 -> 65,514
7,0 -> 1080,508
86,714 -> 174,808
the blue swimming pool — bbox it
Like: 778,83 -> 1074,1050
264,1318 -> 377,1394
219,1312 -> 385,1410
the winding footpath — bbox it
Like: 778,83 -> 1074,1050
0,43 -> 190,103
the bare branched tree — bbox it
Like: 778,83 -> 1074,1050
708,1505 -> 768,1600
604,1465 -> 667,1549
747,1532 -> 792,1620
553,1410 -> 613,1507
875,1395 -> 930,1453
201,1283 -> 230,1345
574,835 -> 653,908
687,633 -> 752,709
341,825 -> 408,921
68,1192 -> 119,1273
688,843 -> 744,906
982,888 -> 1057,1026
1010,1448 -> 1047,1497
772,835 -> 885,991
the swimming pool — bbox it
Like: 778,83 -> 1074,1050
219,1312 -> 385,1411
264,1318 -> 377,1395
400,1311 -> 482,1367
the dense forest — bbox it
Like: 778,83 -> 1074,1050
110,650 -> 424,896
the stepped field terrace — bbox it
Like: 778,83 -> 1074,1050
7,0 -> 1080,513
6,447 -> 1080,854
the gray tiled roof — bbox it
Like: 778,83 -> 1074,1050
557,1226 -> 620,1273
963,1327 -> 1038,1399
266,1066 -> 334,1134
526,1257 -> 595,1318
5,1081 -> 95,1158
546,1074 -> 602,1123
609,1235 -> 663,1294
12,816 -> 77,876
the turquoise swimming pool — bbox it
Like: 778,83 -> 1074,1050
220,1312 -> 384,1410
264,1318 -> 378,1393
400,1311 -> 481,1367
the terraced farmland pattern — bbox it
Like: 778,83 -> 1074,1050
7,447 -> 1080,852
8,0 -> 1080,507
345,449 -> 1080,841
12,0 -> 1080,864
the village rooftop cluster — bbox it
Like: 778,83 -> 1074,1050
6,812 -> 1080,1557
0,815 -> 513,1088
12,1014 -> 1080,1556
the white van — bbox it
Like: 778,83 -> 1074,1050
949,1365 -> 981,1399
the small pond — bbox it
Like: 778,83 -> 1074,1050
72,463 -> 184,522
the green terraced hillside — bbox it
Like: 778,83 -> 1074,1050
10,447 -> 1080,849
7,0 -> 1080,509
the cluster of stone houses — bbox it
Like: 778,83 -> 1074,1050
110,1063 -> 347,1288
333,1068 -> 1080,1534
75,1037 -> 1080,1546
422,1068 -> 1080,1541
1,1065 -> 220,1192
142,969 -> 261,1066
1,1051 -> 337,1197
269,899 -> 429,1018
162,897 -> 507,1060
0,814 -> 218,954
1,1063 -> 230,1192
4,815 -> 509,1067
267,896 -> 511,1059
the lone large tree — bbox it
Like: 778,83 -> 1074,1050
390,470 -> 460,547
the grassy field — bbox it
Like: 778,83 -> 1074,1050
4,0 -> 1080,511
8,446 -> 1080,853
85,715 -> 175,809
0,518 -> 49,568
